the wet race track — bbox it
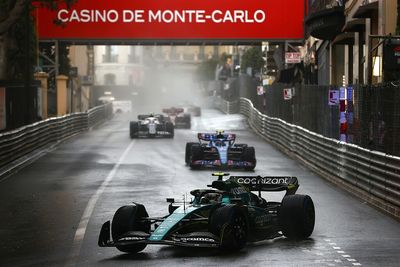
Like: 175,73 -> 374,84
1,109 -> 400,267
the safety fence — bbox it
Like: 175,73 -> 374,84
217,97 -> 400,219
250,83 -> 400,157
0,103 -> 113,176
213,96 -> 239,114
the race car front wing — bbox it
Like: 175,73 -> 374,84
98,221 -> 220,248
191,159 -> 255,169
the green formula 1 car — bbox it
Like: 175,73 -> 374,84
98,173 -> 315,253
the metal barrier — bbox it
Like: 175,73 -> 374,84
213,96 -> 239,114
217,97 -> 400,219
0,103 -> 113,175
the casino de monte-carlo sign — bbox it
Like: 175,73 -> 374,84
36,0 -> 304,42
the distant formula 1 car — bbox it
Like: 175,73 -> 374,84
162,107 -> 191,129
98,173 -> 315,253
180,104 -> 201,117
130,114 -> 174,138
185,131 -> 256,170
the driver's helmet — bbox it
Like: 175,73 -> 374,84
216,130 -> 225,139
200,192 -> 222,204
149,113 -> 155,117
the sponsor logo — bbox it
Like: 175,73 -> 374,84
237,177 -> 289,185
178,237 -> 215,243
119,236 -> 146,241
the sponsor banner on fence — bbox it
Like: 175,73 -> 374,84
257,86 -> 265,95
36,0 -> 304,40
328,89 -> 339,106
283,88 -> 293,100
285,52 -> 301,64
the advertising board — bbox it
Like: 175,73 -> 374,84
36,0 -> 304,41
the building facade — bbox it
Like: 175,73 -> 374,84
304,0 -> 398,86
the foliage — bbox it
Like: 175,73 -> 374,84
397,0 -> 400,35
0,0 -> 76,80
240,46 -> 265,76
195,53 -> 231,81
196,57 -> 219,81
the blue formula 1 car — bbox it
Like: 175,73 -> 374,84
185,131 -> 256,170
98,173 -> 315,254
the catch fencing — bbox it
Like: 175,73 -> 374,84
251,83 -> 400,157
217,97 -> 400,219
0,103 -> 113,176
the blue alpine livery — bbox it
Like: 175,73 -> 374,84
185,131 -> 256,170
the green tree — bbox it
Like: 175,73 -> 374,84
0,0 -> 76,80
397,0 -> 400,35
195,53 -> 232,81
240,46 -> 265,76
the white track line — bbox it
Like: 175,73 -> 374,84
65,140 -> 136,267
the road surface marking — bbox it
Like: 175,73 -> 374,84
65,140 -> 136,267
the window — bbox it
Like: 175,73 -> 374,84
104,73 -> 116,85
103,46 -> 118,63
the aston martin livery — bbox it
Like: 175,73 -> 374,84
98,173 -> 315,253
185,131 -> 256,170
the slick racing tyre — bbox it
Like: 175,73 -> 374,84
185,142 -> 198,164
129,121 -> 139,139
279,194 -> 315,239
166,122 -> 174,138
111,204 -> 150,253
184,114 -> 191,129
242,146 -> 256,170
209,205 -> 248,250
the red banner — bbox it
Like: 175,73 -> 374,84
36,0 -> 304,41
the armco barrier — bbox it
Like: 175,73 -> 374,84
214,96 -> 239,114
217,97 -> 400,219
0,103 -> 113,176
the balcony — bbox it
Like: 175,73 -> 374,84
353,0 -> 378,18
305,0 -> 345,40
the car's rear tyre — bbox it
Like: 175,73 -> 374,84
189,144 -> 203,169
195,108 -> 201,117
166,122 -> 174,138
111,204 -> 150,253
130,122 -> 139,138
209,205 -> 248,250
279,194 -> 315,239
242,146 -> 256,170
184,114 -> 191,129
185,142 -> 198,164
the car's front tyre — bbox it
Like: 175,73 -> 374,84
209,205 -> 248,250
111,204 -> 150,253
189,144 -> 203,169
185,142 -> 198,164
129,122 -> 139,139
165,122 -> 174,138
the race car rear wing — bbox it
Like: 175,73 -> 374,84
229,176 -> 299,195
198,133 -> 236,142
138,114 -> 164,120
162,107 -> 184,114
